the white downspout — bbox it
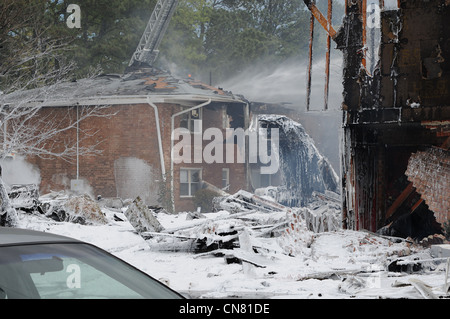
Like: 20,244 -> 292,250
147,97 -> 166,181
170,99 -> 211,213
76,104 -> 79,180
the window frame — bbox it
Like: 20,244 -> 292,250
179,168 -> 202,198
180,109 -> 203,134
222,168 -> 230,191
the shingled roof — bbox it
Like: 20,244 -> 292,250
2,66 -> 246,107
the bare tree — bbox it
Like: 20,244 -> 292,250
1,70 -> 113,160
0,74 -> 116,227
0,0 -> 115,226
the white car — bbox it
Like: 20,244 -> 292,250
0,227 -> 183,299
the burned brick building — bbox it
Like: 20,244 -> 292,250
304,0 -> 450,234
2,65 -> 339,214
2,67 -> 251,212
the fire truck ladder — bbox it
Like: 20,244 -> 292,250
129,0 -> 180,66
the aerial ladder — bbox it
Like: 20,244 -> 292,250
129,0 -> 180,67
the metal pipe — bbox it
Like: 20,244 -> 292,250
362,0 -> 367,70
306,10 -> 315,112
146,97 -> 166,181
170,99 -> 211,212
324,0 -> 333,111
76,104 -> 79,180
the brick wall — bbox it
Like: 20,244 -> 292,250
172,104 -> 247,212
26,102 -> 248,212
405,147 -> 450,225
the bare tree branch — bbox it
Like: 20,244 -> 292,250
0,0 -> 118,224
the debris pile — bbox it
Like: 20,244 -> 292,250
142,189 -> 341,267
7,186 -> 450,299
9,189 -> 108,225
62,194 -> 108,225
143,190 -> 296,255
124,196 -> 164,233
8,184 -> 42,214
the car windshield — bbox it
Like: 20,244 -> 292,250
0,242 -> 182,299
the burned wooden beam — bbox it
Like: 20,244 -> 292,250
324,0 -> 333,111
303,0 -> 337,39
385,182 -> 415,220
306,9 -> 314,112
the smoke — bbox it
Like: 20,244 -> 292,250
221,54 -> 344,111
0,155 -> 41,189
220,54 -> 344,173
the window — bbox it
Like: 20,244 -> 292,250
180,109 -> 202,133
180,168 -> 201,197
0,243 -> 181,299
222,168 -> 230,190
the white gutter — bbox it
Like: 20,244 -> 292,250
170,99 -> 212,213
11,94 -> 240,108
146,97 -> 166,181
76,104 -> 79,179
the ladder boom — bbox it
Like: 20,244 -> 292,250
129,0 -> 179,66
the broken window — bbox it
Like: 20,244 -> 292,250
180,168 -> 201,197
421,43 -> 444,80
226,105 -> 245,129
180,109 -> 202,133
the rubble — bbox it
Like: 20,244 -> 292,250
97,196 -> 124,210
8,184 -> 42,214
430,245 -> 450,259
420,234 -> 449,248
9,185 -> 450,299
300,191 -> 341,233
39,193 -> 108,225
4,187 -> 108,226
124,196 -> 164,233
213,190 -> 288,214
143,188 -> 338,259
63,195 -> 108,225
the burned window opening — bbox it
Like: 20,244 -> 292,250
421,43 -> 445,80
180,108 -> 202,133
226,105 -> 245,130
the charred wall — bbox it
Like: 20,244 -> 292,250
339,0 -> 450,234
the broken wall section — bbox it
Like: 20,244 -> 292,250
405,147 -> 450,225
339,0 -> 450,233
